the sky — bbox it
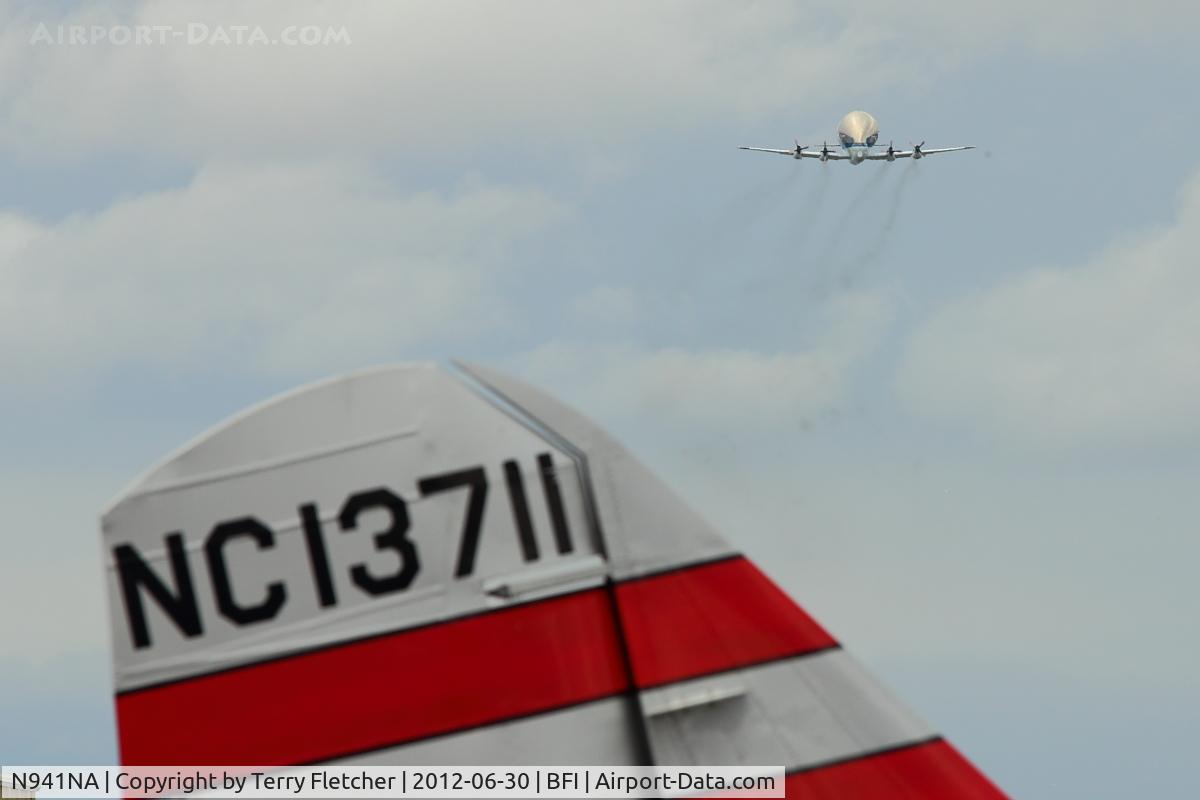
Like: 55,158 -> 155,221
2,1 -> 1199,796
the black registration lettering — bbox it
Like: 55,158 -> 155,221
340,487 -> 420,595
503,459 -> 539,562
205,517 -> 287,626
537,453 -> 573,555
114,532 -> 203,649
418,467 -> 488,578
299,503 -> 338,607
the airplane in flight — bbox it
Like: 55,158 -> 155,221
741,110 -> 973,164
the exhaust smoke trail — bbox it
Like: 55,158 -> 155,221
805,163 -> 889,294
661,165 -> 807,340
736,163 -> 833,297
681,164 -> 810,296
838,160 -> 922,287
707,166 -> 802,246
792,162 -> 832,224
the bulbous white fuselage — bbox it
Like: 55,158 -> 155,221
837,110 -> 879,165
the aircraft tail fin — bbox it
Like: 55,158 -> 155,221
458,362 -> 1008,797
101,362 -> 1006,797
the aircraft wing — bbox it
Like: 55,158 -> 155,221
739,146 -> 847,159
866,145 -> 975,159
101,362 -> 1008,798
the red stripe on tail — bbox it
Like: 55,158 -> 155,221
616,556 -> 838,688
785,739 -> 1008,799
117,589 -> 628,764
117,558 -> 841,764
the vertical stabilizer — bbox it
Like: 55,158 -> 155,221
101,362 -> 1006,796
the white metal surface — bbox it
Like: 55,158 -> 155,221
640,650 -> 934,769
330,697 -> 644,766
103,364 -> 601,691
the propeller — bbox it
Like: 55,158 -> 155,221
820,141 -> 831,162
884,140 -> 897,161
793,139 -> 807,159
911,140 -> 926,159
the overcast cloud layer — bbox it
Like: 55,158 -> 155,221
0,162 -> 565,381
1,1 -> 1193,163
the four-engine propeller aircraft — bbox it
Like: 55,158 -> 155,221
101,362 -> 1006,797
741,110 -> 973,165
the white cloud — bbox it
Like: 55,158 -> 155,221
0,161 -> 566,381
518,341 -> 845,429
511,290 -> 890,430
0,1 -> 874,163
2,0 -> 1192,165
898,168 -> 1200,445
